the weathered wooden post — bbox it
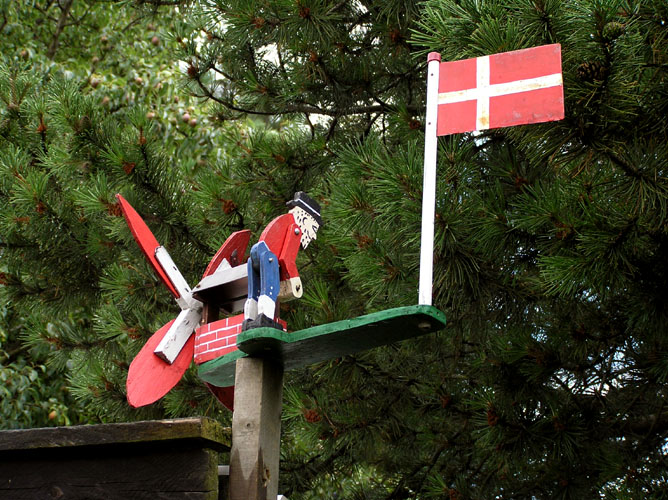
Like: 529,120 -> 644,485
227,192 -> 321,499
229,357 -> 284,500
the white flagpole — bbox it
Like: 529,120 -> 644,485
418,52 -> 441,306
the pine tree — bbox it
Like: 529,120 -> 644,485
0,0 -> 245,425
2,0 -> 668,498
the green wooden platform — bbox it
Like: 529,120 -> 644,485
199,305 -> 446,387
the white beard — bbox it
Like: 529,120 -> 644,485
290,207 -> 319,248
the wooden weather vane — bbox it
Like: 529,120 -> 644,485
120,192 -> 322,411
118,191 -> 446,499
118,42 -> 564,500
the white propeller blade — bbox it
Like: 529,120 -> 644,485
153,246 -> 202,364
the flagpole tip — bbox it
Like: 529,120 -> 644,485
427,52 -> 441,63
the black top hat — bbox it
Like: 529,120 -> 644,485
287,192 -> 322,226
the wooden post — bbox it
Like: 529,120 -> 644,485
229,357 -> 284,500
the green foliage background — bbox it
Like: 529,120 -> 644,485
2,0 -> 668,498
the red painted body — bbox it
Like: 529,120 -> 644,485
202,230 -> 251,278
189,214 -> 299,409
258,213 -> 301,281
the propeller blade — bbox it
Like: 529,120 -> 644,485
205,383 -> 234,411
126,320 -> 194,408
202,230 -> 251,278
154,306 -> 201,364
116,194 -> 180,298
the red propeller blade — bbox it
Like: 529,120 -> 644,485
205,383 -> 234,411
116,194 -> 180,298
126,320 -> 194,408
202,229 -> 251,278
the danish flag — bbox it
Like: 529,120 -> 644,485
418,44 -> 565,306
432,44 -> 564,135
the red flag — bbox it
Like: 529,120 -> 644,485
435,44 -> 564,136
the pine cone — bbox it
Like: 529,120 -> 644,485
602,21 -> 625,41
577,60 -> 607,82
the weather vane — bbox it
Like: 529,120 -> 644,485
118,190 -> 446,499
119,189 -> 444,407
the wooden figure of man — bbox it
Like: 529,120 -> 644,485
242,192 -> 321,331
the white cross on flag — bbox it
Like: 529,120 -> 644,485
433,44 -> 564,135
418,44 -> 565,306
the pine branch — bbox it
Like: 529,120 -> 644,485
281,443 -> 349,495
385,440 -> 451,500
325,0 -> 349,16
46,0 -> 74,60
605,150 -> 646,181
620,410 -> 668,437
192,74 -> 401,117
